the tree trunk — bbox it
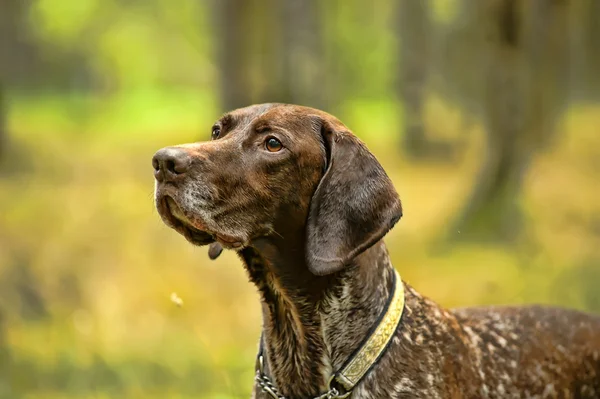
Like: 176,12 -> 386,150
449,0 -> 570,243
397,0 -> 430,159
214,0 -> 324,110
397,0 -> 458,161
280,0 -> 325,109
212,0 -> 254,111
0,83 -> 5,160
570,0 -> 600,103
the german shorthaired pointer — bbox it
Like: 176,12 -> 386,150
153,104 -> 600,398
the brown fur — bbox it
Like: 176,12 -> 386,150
153,104 -> 600,398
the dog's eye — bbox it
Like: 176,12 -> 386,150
265,137 -> 283,152
211,127 -> 221,140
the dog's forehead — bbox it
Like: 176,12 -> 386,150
225,103 -> 280,125
225,104 -> 307,126
222,103 -> 345,135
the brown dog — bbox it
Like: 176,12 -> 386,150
153,104 -> 600,398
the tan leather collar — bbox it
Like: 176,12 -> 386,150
334,268 -> 405,390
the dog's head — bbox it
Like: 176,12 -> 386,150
153,104 -> 401,275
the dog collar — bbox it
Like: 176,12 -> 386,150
256,268 -> 405,398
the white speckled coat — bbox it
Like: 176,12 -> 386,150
250,241 -> 600,399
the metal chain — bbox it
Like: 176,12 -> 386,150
255,371 -> 286,399
255,371 -> 347,399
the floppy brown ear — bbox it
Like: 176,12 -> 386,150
305,119 -> 402,276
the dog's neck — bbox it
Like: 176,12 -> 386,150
240,238 -> 395,398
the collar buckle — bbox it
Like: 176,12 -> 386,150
324,376 -> 351,399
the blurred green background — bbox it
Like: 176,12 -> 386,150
1,0 -> 600,397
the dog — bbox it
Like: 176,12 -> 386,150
153,103 -> 600,398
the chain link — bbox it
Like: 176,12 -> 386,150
255,371 -> 286,399
255,370 -> 349,399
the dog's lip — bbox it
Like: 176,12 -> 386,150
158,195 -> 244,249
163,197 -> 206,231
158,196 -> 214,245
165,197 -> 195,226
215,233 -> 243,248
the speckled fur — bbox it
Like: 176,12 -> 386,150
249,240 -> 600,399
152,104 -> 600,399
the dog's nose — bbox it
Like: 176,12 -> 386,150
152,147 -> 191,182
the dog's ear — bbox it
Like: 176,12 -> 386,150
306,118 -> 402,276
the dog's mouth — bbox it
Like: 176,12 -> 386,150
159,196 -> 215,246
158,196 -> 243,249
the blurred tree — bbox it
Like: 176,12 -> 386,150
249,0 -> 288,104
397,0 -> 434,160
0,309 -> 12,398
448,0 -> 570,243
213,0 -> 326,111
4,257 -> 48,321
0,82 -> 5,159
430,0 -> 486,125
1,0 -> 92,91
0,0 -> 37,87
0,0 -> 10,156
398,0 -> 462,162
280,0 -> 325,109
213,0 -> 256,111
569,0 -> 600,103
